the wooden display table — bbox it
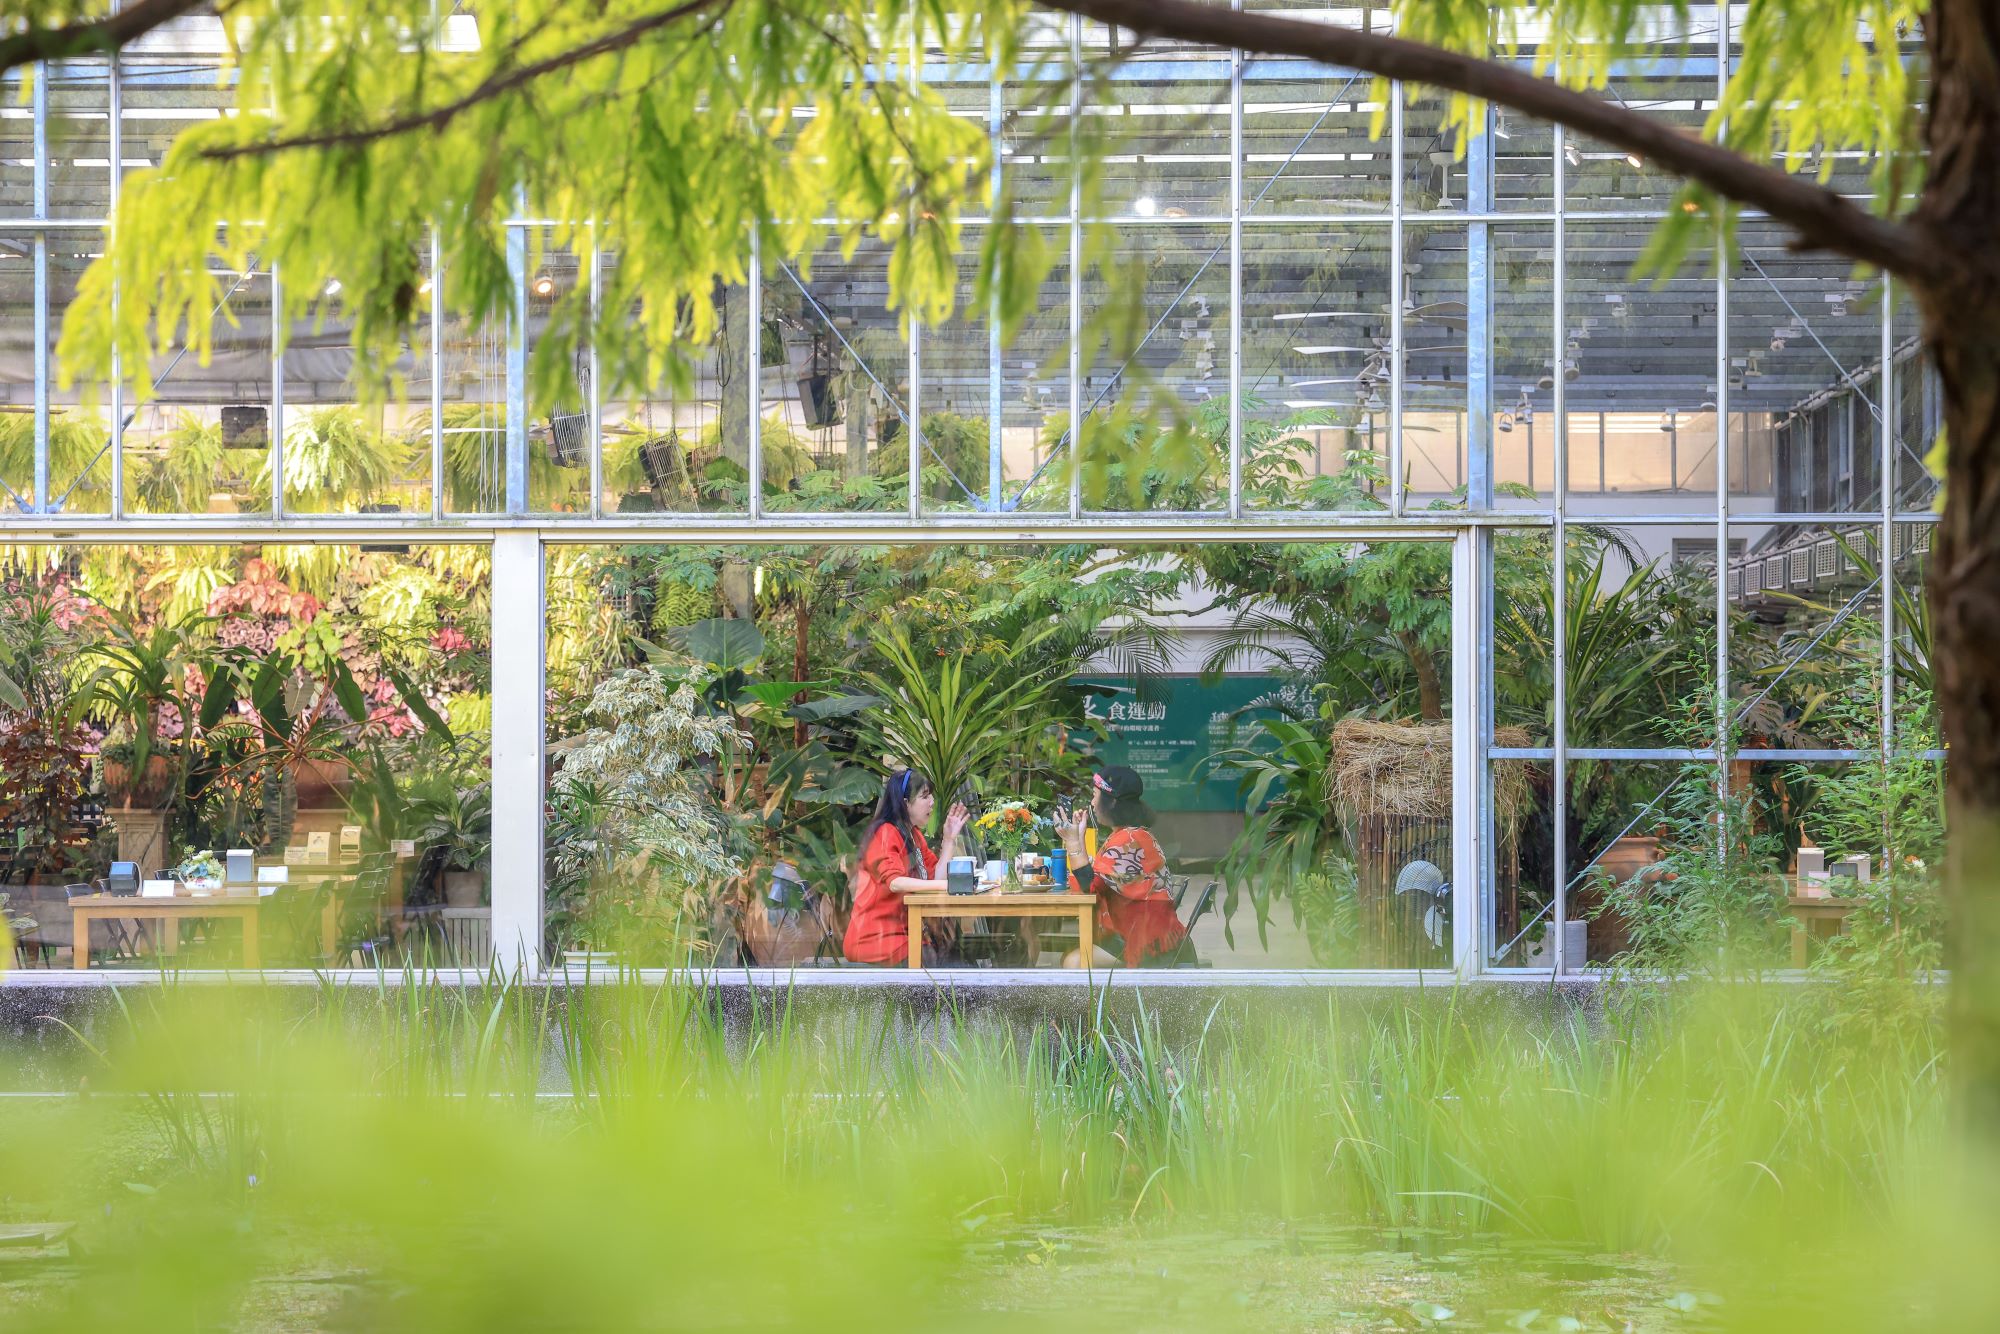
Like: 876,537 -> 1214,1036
902,890 -> 1094,969
1784,892 -> 1868,967
69,876 -> 351,970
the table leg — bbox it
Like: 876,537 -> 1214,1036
1790,921 -> 1809,968
71,909 -> 89,969
322,896 -> 338,962
241,908 -> 261,970
907,904 -> 923,969
161,914 -> 180,955
1075,906 -> 1094,969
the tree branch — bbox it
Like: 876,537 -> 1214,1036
197,0 -> 733,161
1035,0 -> 1943,284
0,0 -> 207,78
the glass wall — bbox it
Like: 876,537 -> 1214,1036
2,6 -> 1939,976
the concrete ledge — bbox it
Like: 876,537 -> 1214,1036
2,967 -> 1598,1070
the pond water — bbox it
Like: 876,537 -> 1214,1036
964,1223 -> 1706,1332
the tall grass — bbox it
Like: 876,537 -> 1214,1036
0,972 -> 1986,1329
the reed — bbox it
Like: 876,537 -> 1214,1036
0,972 -> 1984,1330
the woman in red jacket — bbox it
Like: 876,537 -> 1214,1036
842,768 -> 969,966
1057,766 -> 1192,967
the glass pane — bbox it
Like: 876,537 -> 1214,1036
1242,221 -> 1391,511
1565,534 -> 1718,749
997,226 -> 1074,514
763,236 -> 906,514
4,543 -> 490,970
47,60 -> 111,219
1566,224 -> 1719,514
49,235 -> 112,514
1001,36 -> 1076,221
1080,41 -> 1229,221
1402,223 -> 1468,497
911,239 -> 995,514
543,540 -> 1452,971
594,250 -> 745,516
122,247 -> 273,516
1738,229 -> 1877,514
1075,222 -> 1229,511
1489,224 -> 1554,507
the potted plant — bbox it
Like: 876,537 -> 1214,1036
177,851 -> 223,894
416,783 -> 491,907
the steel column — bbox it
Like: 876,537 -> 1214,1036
1227,3 -> 1244,519
489,530 -> 547,976
505,222 -> 528,516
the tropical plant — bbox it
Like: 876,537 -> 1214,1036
73,608 -> 216,809
1596,744 -> 1789,981
874,410 -> 990,504
1202,694 -> 1342,942
410,781 -> 493,876
546,668 -> 746,953
847,626 -> 1073,810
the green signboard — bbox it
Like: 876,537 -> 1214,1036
1075,676 -> 1290,813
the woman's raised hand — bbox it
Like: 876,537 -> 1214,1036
942,802 -> 970,842
1060,810 -> 1088,857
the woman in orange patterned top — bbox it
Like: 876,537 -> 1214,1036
1057,766 -> 1192,967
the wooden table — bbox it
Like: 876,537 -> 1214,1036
69,886 -> 342,970
1785,893 -> 1868,967
903,889 -> 1094,969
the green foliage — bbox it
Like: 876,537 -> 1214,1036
1202,698 -> 1343,945
274,407 -> 410,509
546,668 -> 745,954
849,625 -> 1073,809
0,979 -> 1975,1329
1596,763 -> 1788,980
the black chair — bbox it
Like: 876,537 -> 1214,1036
1181,879 -> 1218,933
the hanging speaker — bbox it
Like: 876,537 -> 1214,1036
220,405 -> 267,448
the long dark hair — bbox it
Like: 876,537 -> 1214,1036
857,767 -> 933,883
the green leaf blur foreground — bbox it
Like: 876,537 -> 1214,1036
0,979 -> 1995,1330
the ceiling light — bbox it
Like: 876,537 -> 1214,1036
1563,142 -> 1582,168
416,277 -> 433,297
1498,412 -> 1515,434
1494,112 -> 1511,140
1680,198 -> 1701,214
1623,151 -> 1643,169
322,279 -> 341,297
1658,410 -> 1674,432
1133,194 -> 1158,217
1770,336 -> 1786,352
532,273 -> 555,297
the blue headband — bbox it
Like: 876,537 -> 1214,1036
900,770 -> 912,796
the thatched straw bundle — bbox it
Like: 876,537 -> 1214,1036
1329,718 -> 1532,828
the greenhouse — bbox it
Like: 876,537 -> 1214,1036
0,7 -> 1941,980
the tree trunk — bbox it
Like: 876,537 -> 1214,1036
794,596 -> 810,752
1398,631 -> 1445,722
1919,0 -> 2000,1141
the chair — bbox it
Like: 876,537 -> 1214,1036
65,883 -> 147,964
1181,879 -> 1219,934
1172,880 -> 1219,968
1167,874 -> 1193,911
